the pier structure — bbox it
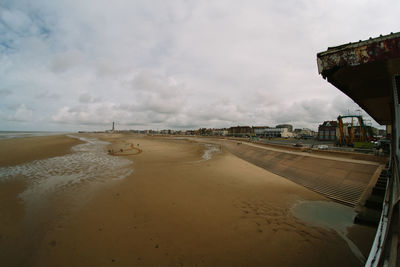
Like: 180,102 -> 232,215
317,32 -> 400,266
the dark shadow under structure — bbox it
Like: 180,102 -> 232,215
317,32 -> 400,267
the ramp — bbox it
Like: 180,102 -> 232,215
222,140 -> 380,207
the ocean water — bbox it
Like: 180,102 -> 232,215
0,135 -> 133,207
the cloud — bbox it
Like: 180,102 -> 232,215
129,71 -> 186,114
2,0 -> 397,131
0,104 -> 33,122
79,92 -> 92,103
49,50 -> 84,73
0,89 -> 12,97
35,90 -> 60,99
52,103 -> 147,126
52,71 -> 189,127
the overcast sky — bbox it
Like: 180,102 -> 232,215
1,0 -> 398,131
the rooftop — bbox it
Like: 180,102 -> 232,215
317,32 -> 400,125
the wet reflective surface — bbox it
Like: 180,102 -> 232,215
0,135 -> 133,208
291,200 -> 365,262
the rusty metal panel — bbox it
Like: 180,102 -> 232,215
317,32 -> 400,75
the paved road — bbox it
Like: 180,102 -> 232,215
241,140 -> 380,166
259,138 -> 334,147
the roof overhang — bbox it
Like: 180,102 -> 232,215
317,32 -> 400,125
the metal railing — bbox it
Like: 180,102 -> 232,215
365,146 -> 399,266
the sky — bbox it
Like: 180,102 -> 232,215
0,0 -> 398,132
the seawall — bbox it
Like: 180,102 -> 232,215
220,140 -> 382,207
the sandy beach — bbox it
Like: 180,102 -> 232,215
0,134 -> 376,266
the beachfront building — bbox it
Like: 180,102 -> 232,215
185,130 -> 196,135
317,121 -> 338,141
252,126 -> 270,136
264,127 -> 294,138
212,128 -> 228,136
228,126 -> 253,137
160,129 -> 176,135
294,128 -> 316,139
276,124 -> 293,132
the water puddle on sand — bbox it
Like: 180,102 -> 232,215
291,201 -> 365,263
0,135 -> 133,210
202,144 -> 220,160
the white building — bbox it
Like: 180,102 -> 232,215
264,127 -> 294,138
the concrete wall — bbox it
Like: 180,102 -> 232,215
220,140 -> 381,206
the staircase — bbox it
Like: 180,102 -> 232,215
354,165 -> 390,226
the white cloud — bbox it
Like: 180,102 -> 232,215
1,0 -> 397,131
0,104 -> 34,122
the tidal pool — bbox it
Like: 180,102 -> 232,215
291,200 -> 365,263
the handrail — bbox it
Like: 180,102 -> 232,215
365,146 -> 393,266
365,145 -> 400,266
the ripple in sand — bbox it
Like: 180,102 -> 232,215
0,135 -> 133,206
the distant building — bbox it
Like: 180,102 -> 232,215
378,129 -> 386,137
228,126 -> 253,137
295,128 -> 316,139
264,127 -> 294,138
252,126 -> 270,136
276,124 -> 293,132
212,128 -> 228,136
160,129 -> 176,134
318,121 -> 338,141
186,130 -> 196,135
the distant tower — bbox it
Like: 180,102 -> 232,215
112,122 -> 115,131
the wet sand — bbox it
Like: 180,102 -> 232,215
0,135 -> 84,266
0,135 -> 83,167
0,134 -> 376,266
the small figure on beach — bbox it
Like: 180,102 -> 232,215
120,148 -> 123,152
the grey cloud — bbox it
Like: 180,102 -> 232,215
0,89 -> 12,97
268,97 -> 368,129
35,90 -> 60,99
79,93 -> 92,103
1,104 -> 34,122
2,0 -> 396,131
129,71 -> 187,114
49,50 -> 84,73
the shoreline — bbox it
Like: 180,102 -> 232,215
0,134 -> 84,167
0,133 -> 376,266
